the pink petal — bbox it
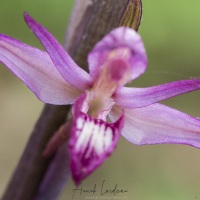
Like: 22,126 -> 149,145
110,104 -> 200,148
24,12 -> 92,91
69,94 -> 124,185
114,79 -> 200,108
88,27 -> 147,81
0,35 -> 82,104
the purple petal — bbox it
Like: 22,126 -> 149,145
69,94 -> 124,185
109,104 -> 200,148
0,34 -> 81,104
114,79 -> 200,108
88,27 -> 147,81
24,12 -> 92,91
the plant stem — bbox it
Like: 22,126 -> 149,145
1,0 -> 130,199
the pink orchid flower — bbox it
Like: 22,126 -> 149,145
1,13 -> 200,185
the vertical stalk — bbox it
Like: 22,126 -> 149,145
1,0 -> 142,199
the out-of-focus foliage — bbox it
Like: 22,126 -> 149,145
0,0 -> 200,200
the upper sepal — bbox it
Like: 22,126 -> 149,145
24,12 -> 92,91
88,27 -> 147,82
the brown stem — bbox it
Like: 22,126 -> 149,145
1,0 -> 131,199
1,105 -> 70,200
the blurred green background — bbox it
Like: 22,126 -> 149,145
0,0 -> 200,200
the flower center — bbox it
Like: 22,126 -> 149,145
87,47 -> 132,120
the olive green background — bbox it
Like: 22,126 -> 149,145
0,0 -> 200,200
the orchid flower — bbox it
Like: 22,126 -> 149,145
1,13 -> 200,185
